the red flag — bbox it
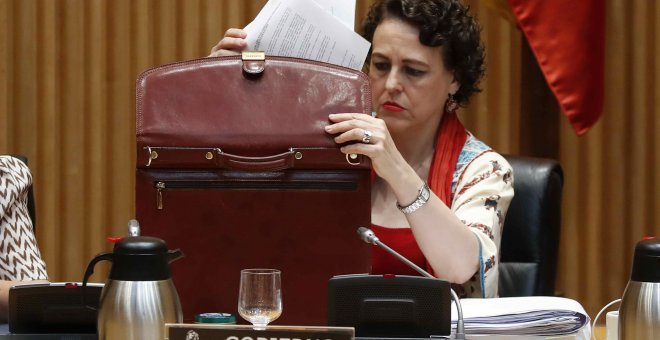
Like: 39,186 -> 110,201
507,0 -> 605,135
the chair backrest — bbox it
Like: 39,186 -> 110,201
10,155 -> 37,233
499,155 -> 563,297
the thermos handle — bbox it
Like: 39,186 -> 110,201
81,252 -> 113,310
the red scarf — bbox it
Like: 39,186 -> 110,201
371,111 -> 467,276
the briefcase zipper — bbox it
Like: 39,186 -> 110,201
154,180 -> 357,210
156,181 -> 166,210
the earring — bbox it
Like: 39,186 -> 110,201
444,93 -> 458,114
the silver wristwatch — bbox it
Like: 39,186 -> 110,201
396,182 -> 431,214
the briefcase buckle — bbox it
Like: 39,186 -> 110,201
242,51 -> 266,75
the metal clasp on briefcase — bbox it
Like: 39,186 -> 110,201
241,51 -> 266,75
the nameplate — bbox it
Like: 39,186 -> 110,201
166,324 -> 354,340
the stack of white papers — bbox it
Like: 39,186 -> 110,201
244,0 -> 371,71
451,297 -> 591,338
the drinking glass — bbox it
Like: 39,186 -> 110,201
238,269 -> 282,329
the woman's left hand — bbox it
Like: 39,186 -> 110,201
324,113 -> 405,182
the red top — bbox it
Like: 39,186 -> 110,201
370,224 -> 427,276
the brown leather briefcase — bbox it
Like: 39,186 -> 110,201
135,54 -> 372,325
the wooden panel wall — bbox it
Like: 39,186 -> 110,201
1,0 -> 657,318
557,0 -> 660,316
0,0 -> 268,280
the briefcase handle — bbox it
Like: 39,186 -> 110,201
216,151 -> 294,171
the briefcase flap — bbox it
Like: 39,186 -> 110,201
136,55 -> 372,170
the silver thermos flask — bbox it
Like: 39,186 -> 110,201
82,236 -> 184,340
619,238 -> 660,339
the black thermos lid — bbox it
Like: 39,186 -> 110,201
631,238 -> 660,282
109,236 -> 174,281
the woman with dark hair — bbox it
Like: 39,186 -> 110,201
210,0 -> 513,298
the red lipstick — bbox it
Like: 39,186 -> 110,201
383,101 -> 405,112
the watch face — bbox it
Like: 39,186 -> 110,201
421,184 -> 430,201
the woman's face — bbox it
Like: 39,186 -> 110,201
369,18 -> 459,136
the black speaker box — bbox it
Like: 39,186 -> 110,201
8,282 -> 103,334
327,274 -> 451,338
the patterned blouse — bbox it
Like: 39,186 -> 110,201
450,133 -> 514,297
0,156 -> 48,281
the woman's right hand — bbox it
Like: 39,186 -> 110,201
208,28 -> 248,57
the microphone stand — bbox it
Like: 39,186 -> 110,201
357,227 -> 466,340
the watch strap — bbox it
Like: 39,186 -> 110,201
396,182 -> 430,214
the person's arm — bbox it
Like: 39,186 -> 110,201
325,113 -> 480,282
402,152 -> 513,289
445,152 -> 514,296
384,162 -> 489,284
0,279 -> 49,322
0,158 -> 51,321
325,114 -> 513,284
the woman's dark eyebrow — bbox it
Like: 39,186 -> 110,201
371,52 -> 429,68
370,52 -> 388,60
402,59 -> 429,68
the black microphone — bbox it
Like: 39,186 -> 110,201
357,227 -> 466,340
